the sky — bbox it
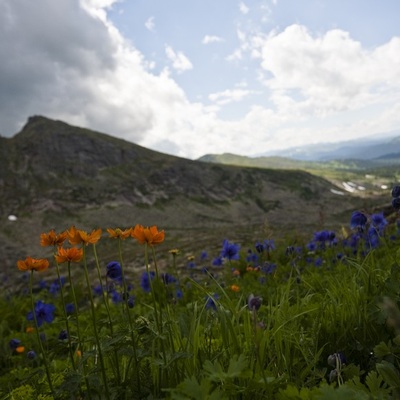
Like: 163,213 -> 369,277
1,0 -> 400,159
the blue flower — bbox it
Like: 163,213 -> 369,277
27,350 -> 37,360
371,212 -> 387,233
220,239 -> 240,261
350,211 -> 367,232
26,300 -> 56,327
306,241 -> 317,251
65,303 -> 75,315
248,294 -> 262,311
393,198 -> 400,210
9,338 -> 21,350
106,261 -> 123,282
392,186 -> 400,198
111,290 -> 123,304
314,257 -> 323,267
255,241 -> 264,253
212,257 -> 223,266
49,281 -> 60,297
161,273 -> 177,285
246,251 -> 259,266
264,239 -> 275,252
200,251 -> 208,261
367,226 -> 380,249
205,294 -> 219,310
93,284 -> 103,297
58,329 -> 68,341
141,271 -> 155,293
261,262 -> 276,274
127,296 -> 135,308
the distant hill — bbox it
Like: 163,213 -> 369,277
256,132 -> 400,161
0,116 -> 367,277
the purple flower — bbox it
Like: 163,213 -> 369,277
27,350 -> 36,360
26,300 -> 56,327
371,212 -> 388,232
65,303 -> 75,314
58,329 -> 68,341
255,241 -> 264,253
161,273 -> 177,285
392,186 -> 400,198
127,296 -> 135,308
248,294 -> 262,311
205,294 -> 219,310
106,261 -> 123,282
9,338 -> 21,350
93,284 -> 103,297
140,271 -> 155,293
393,198 -> 400,210
111,290 -> 123,304
212,257 -> 223,266
220,239 -> 240,261
350,211 -> 368,232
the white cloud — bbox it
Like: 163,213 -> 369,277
165,45 -> 193,73
1,1 -> 400,160
202,35 -> 224,44
145,16 -> 155,32
239,2 -> 249,15
209,89 -> 254,105
253,24 -> 400,117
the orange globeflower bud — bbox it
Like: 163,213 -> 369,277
107,227 -> 132,239
55,247 -> 83,264
131,224 -> 165,246
40,229 -> 67,247
26,326 -> 35,333
67,226 -> 102,245
232,269 -> 241,277
230,284 -> 240,292
17,257 -> 49,272
16,346 -> 25,354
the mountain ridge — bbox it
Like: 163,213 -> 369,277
0,116 -> 368,278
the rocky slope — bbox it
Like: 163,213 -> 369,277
0,116 -> 366,278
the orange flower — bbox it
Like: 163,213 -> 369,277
76,350 -> 82,357
17,257 -> 49,272
131,225 -> 165,246
16,346 -> 25,354
40,229 -> 67,247
26,326 -> 35,333
107,227 -> 132,239
230,284 -> 240,292
55,247 -> 83,263
67,226 -> 102,245
232,269 -> 241,277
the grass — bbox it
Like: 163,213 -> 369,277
2,208 -> 400,399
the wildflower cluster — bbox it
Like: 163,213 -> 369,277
5,185 -> 400,398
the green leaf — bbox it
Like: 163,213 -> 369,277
365,370 -> 386,395
373,341 -> 392,358
376,361 -> 400,389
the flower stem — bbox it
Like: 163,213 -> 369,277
29,271 -> 55,397
67,261 -> 91,397
117,239 -> 141,393
54,258 -> 76,371
81,246 -> 110,399
92,243 -> 122,384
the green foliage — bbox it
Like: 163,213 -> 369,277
4,211 -> 400,398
